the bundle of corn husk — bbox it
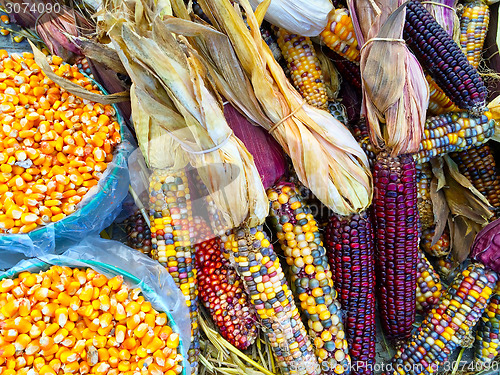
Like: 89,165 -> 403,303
162,0 -> 372,216
247,0 -> 333,37
103,0 -> 268,229
348,0 -> 429,155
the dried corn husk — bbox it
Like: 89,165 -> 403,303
315,45 -> 342,100
246,0 -> 333,37
104,0 -> 268,228
421,0 -> 460,43
163,0 -> 372,216
349,0 -> 429,156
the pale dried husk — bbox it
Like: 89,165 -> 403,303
162,0 -> 373,216
247,0 -> 333,37
350,0 -> 429,156
104,0 -> 268,228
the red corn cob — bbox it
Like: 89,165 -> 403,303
373,152 -> 419,344
193,217 -> 258,350
326,211 -> 376,375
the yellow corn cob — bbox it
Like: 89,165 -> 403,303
460,0 -> 490,69
320,8 -> 360,63
276,29 -> 328,109
149,169 -> 199,374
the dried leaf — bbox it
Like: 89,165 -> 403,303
70,35 -> 128,74
29,41 -> 129,104
430,177 -> 449,245
430,157 -> 446,190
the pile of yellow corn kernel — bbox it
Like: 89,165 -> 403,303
0,50 -> 121,234
0,266 -> 183,375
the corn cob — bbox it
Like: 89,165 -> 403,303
326,211 -> 376,375
325,50 -> 362,92
320,8 -> 360,63
415,110 -> 495,164
222,226 -> 321,375
475,283 -> 500,364
193,217 -> 258,350
373,152 -> 419,344
416,163 -> 434,230
416,250 -> 443,314
276,29 -> 328,109
421,226 -> 451,257
459,0 -> 490,69
404,0 -> 488,112
427,75 -> 461,116
149,170 -> 199,374
261,23 -> 283,62
267,183 -> 351,374
437,254 -> 455,280
0,266 -> 183,375
450,143 -> 500,217
358,138 -> 378,169
387,263 -> 498,374
124,210 -> 152,255
328,101 -> 348,125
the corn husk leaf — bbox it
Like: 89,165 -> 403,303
30,40 -> 129,104
429,156 -> 493,262
422,0 -> 460,43
104,1 -> 268,228
163,0 -> 373,216
246,0 -> 333,37
358,1 -> 429,156
487,95 -> 500,141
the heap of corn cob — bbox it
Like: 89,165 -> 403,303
475,283 -> 500,365
193,217 -> 258,350
0,51 -> 121,234
149,171 -> 199,374
0,266 -> 183,375
326,210 -> 376,375
387,263 -> 498,374
266,182 -> 351,374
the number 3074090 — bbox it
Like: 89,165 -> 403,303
4,2 -> 61,15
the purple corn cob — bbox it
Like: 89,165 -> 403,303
326,211 -> 376,375
324,50 -> 362,92
404,0 -> 487,112
373,152 -> 419,344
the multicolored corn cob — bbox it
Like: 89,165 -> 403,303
421,226 -> 451,257
346,120 -> 378,168
222,226 -> 321,375
387,263 -> 498,374
459,0 -> 490,69
124,210 -> 152,255
475,283 -> 500,364
267,183 -> 351,374
415,110 -> 495,164
326,211 -> 376,375
373,152 -> 419,344
416,162 -> 434,230
437,254 -> 455,280
193,217 -> 258,350
320,8 -> 360,63
416,250 -> 443,314
149,170 -> 199,374
276,29 -> 328,109
261,23 -> 283,62
325,50 -> 362,92
427,75 -> 460,116
451,143 -> 500,217
328,101 -> 348,125
404,0 -> 488,112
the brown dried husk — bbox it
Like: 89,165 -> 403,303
161,0 -> 373,216
103,1 -> 268,228
429,156 -> 493,262
351,0 -> 429,156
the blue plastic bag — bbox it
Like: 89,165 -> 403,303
0,236 -> 191,375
